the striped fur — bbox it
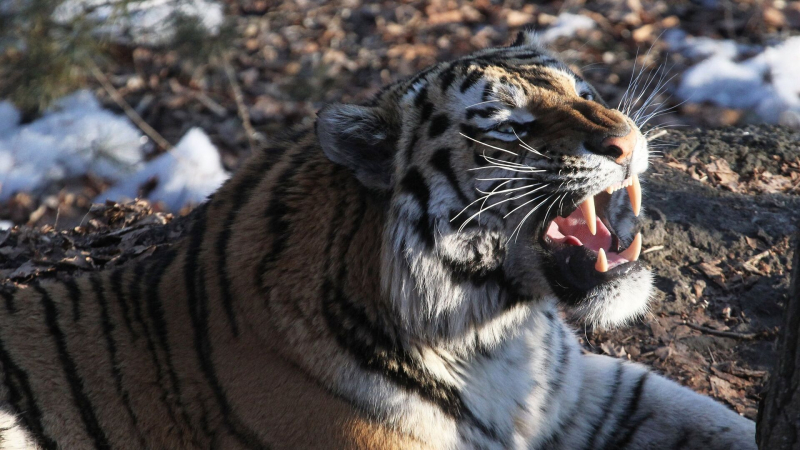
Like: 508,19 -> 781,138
0,32 -> 754,449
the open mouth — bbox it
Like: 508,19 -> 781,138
540,174 -> 643,290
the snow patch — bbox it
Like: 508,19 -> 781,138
98,128 -> 229,211
671,32 -> 800,127
0,90 -> 144,200
52,0 -> 224,46
0,101 -> 20,135
540,13 -> 595,44
0,91 -> 228,211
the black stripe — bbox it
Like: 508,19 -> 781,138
34,283 -> 111,449
583,362 -> 625,449
600,372 -> 650,450
184,206 -> 270,449
109,268 -> 137,340
428,114 -> 450,138
405,65 -> 436,88
128,262 -> 182,428
545,325 -> 571,399
608,412 -> 654,449
0,289 -> 15,314
540,391 -> 584,450
459,69 -> 483,93
510,31 -> 527,47
0,333 -> 56,448
256,151 -> 310,293
414,85 -> 428,108
90,275 -> 146,447
465,107 -> 499,120
671,428 -> 690,449
438,65 -> 457,92
62,278 -> 81,322
420,102 -> 434,123
400,168 -> 434,249
216,157 -> 279,337
144,251 -> 202,442
430,147 -> 471,205
481,82 -> 494,102
512,51 -> 543,60
473,149 -> 490,167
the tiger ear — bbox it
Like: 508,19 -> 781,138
510,28 -> 540,47
316,103 -> 397,191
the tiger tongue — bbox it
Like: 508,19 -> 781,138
551,208 -> 612,253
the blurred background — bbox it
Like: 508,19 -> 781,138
1,0 -> 799,421
0,0 -> 798,228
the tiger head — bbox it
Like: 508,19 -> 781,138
316,31 -> 652,346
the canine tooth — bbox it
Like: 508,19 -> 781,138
579,197 -> 596,235
627,174 -> 641,216
595,248 -> 608,272
619,233 -> 642,261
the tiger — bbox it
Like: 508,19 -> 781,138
0,30 -> 756,449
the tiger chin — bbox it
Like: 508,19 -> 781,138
0,31 -> 755,449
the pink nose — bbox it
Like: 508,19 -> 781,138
602,131 -> 637,164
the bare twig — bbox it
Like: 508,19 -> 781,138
646,129 -> 668,141
88,61 -> 172,151
642,245 -> 665,254
222,53 -> 261,153
684,322 -> 759,340
742,249 -> 771,274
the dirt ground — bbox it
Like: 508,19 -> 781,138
1,125 -> 797,420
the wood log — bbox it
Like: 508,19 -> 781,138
757,233 -> 800,449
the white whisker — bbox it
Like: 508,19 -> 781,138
460,133 -> 518,156
509,193 -> 555,242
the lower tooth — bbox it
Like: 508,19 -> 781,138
619,233 -> 642,261
595,248 -> 609,272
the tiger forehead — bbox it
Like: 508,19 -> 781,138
470,65 -> 577,94
423,62 -> 580,109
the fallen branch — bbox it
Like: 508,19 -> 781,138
222,53 -> 262,153
757,232 -> 800,449
646,129 -> 668,141
684,322 -> 759,340
87,61 -> 172,152
642,245 -> 665,254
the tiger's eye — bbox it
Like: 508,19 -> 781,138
497,123 -> 514,133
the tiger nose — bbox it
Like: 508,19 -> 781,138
586,129 -> 637,165
602,131 -> 637,164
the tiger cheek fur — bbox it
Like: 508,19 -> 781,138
0,30 -> 755,450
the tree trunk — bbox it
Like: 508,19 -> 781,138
757,233 -> 800,449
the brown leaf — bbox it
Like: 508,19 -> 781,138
709,375 -> 743,401
698,260 -> 728,289
705,158 -> 739,191
649,319 -> 669,343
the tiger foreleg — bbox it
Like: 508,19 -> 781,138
560,353 -> 756,450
